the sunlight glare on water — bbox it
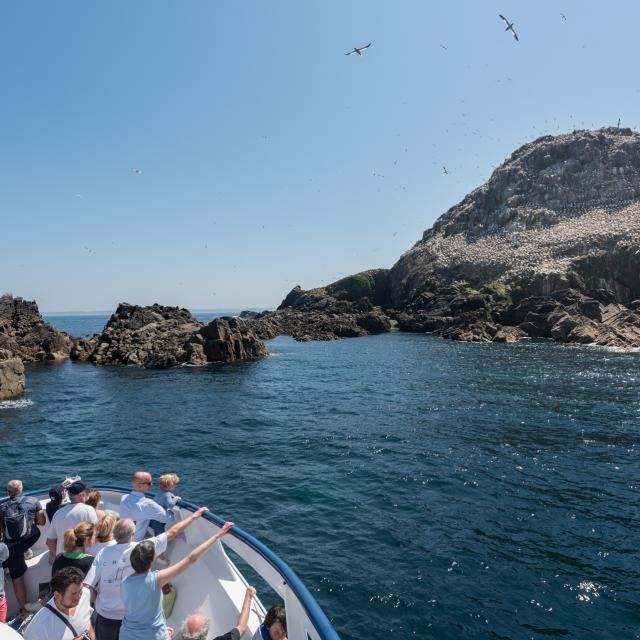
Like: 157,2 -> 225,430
1,317 -> 639,640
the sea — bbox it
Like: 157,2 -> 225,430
1,313 -> 639,640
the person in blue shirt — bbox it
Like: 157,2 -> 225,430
120,517 -> 234,640
149,474 -> 181,536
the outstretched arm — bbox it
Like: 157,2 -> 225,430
157,521 -> 234,588
165,506 -> 207,542
235,586 -> 257,637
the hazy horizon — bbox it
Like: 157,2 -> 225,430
41,306 -> 272,315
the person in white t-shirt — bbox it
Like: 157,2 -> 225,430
23,566 -> 93,640
119,472 -> 168,541
85,506 -> 208,640
46,480 -> 99,557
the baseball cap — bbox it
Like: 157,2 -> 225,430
67,480 -> 90,496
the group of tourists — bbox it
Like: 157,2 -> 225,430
0,474 -> 288,640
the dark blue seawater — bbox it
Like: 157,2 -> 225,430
2,315 -> 640,640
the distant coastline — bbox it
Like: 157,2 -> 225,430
42,307 -> 272,316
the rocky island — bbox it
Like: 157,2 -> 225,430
0,297 -> 267,400
4,127 -> 640,401
0,294 -> 73,400
72,303 -> 268,367
248,127 -> 640,348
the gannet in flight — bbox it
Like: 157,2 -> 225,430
499,15 -> 519,41
346,42 -> 372,56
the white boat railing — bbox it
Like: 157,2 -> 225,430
3,486 -> 341,640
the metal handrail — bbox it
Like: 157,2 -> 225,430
5,484 -> 341,640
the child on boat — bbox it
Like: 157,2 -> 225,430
149,473 -> 181,535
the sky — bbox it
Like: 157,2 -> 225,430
2,1 -> 639,312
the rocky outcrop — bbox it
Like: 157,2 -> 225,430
199,317 -> 269,362
0,355 -> 25,401
389,128 -> 640,309
0,293 -> 71,400
0,294 -> 72,362
80,303 -> 267,368
280,128 -> 640,348
244,281 -> 393,342
394,287 -> 640,348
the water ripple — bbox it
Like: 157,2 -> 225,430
1,323 -> 639,640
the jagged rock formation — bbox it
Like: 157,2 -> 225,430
389,127 -> 640,306
243,272 -> 393,342
79,303 -> 268,368
245,308 -> 391,342
276,128 -> 640,348
0,293 -> 71,400
392,287 -> 640,348
0,294 -> 72,362
0,355 -> 25,401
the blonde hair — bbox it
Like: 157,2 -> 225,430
95,511 -> 118,543
158,473 -> 180,490
63,522 -> 94,553
85,490 -> 101,509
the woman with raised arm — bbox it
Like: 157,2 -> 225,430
119,517 -> 234,640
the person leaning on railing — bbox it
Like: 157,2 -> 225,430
119,518 -> 234,640
85,506 -> 209,640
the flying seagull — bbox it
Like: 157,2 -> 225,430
499,14 -> 519,41
560,13 -> 567,21
345,42 -> 372,56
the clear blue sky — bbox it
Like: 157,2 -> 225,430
3,1 -> 638,311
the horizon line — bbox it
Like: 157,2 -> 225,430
42,306 -> 273,315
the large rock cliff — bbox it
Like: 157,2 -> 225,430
389,127 -> 640,306
276,128 -> 640,347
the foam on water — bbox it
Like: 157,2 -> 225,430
0,398 -> 33,410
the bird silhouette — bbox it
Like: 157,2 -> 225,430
346,42 -> 372,56
499,14 -> 519,41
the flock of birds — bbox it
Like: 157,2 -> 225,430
346,12 -> 545,56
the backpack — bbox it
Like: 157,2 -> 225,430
3,497 -> 31,542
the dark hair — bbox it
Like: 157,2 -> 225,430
49,483 -> 63,504
130,540 -> 155,573
50,567 -> 84,594
264,604 -> 287,633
